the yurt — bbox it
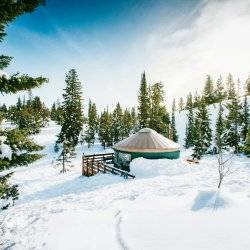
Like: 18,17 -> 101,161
112,128 -> 180,170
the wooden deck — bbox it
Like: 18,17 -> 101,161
82,153 -> 135,179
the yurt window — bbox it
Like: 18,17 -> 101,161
118,152 -> 131,163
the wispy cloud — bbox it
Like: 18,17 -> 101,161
147,0 -> 250,103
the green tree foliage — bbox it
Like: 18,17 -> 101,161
9,95 -> 50,134
0,0 -> 46,210
148,82 -> 169,136
185,94 -> 195,148
186,93 -> 193,110
130,107 -> 138,133
192,98 -> 212,159
224,94 -> 243,153
122,108 -> 133,138
215,103 -> 225,151
226,73 -> 236,100
0,0 -> 45,41
98,109 -> 113,148
193,91 -> 201,108
203,75 -> 215,105
215,76 -> 227,103
85,100 -> 98,147
138,72 -> 150,128
112,103 -> 123,144
245,75 -> 250,96
244,127 -> 250,156
50,99 -> 64,125
242,96 -> 249,142
0,172 -> 18,210
170,98 -> 178,142
57,69 -> 84,148
178,97 -> 184,112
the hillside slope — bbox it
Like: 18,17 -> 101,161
0,105 -> 250,249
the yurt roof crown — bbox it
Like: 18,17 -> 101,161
113,128 -> 180,153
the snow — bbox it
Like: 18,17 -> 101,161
0,121 -> 250,250
0,136 -> 12,160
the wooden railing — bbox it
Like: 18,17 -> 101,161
82,153 -> 135,179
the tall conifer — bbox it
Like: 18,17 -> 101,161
112,103 -> 123,144
138,72 -> 150,128
57,69 -> 83,148
203,75 -> 214,104
170,99 -> 178,142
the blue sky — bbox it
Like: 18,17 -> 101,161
1,0 -> 250,111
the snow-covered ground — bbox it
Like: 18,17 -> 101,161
0,122 -> 250,250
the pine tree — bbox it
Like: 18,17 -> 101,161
226,73 -> 236,100
242,96 -> 249,142
112,103 -> 123,144
85,100 -> 98,147
0,0 -> 47,210
244,127 -> 250,156
130,107 -> 138,133
0,172 -> 19,210
186,92 -> 193,110
50,102 -> 57,120
57,69 -> 83,148
215,102 -> 225,151
192,117 -> 203,160
185,93 -> 195,148
56,140 -> 75,173
148,82 -> 169,136
9,95 -> 49,134
203,75 -> 214,105
215,76 -> 227,103
53,99 -> 64,125
245,74 -> 250,96
193,91 -> 201,108
122,108 -> 132,138
224,94 -> 242,153
170,99 -> 178,142
138,72 -> 150,128
192,98 -> 212,159
98,109 -> 113,148
178,97 -> 184,112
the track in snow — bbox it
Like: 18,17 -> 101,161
115,210 -> 129,250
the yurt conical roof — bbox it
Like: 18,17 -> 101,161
113,128 -> 180,153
